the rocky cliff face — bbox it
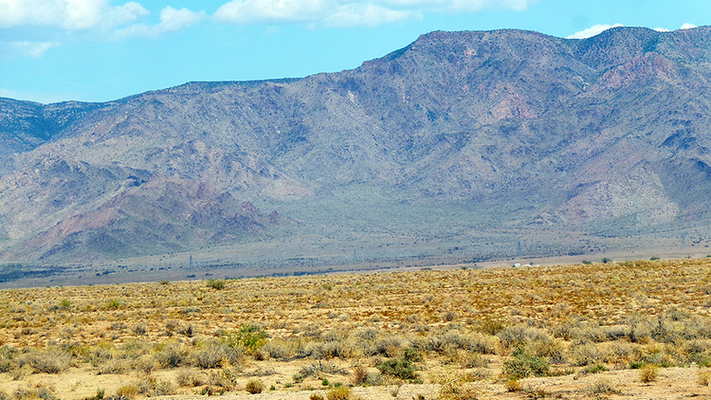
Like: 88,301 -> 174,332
2,26 -> 711,265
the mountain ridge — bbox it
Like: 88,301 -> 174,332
2,26 -> 711,271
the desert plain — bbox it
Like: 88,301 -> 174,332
1,258 -> 711,399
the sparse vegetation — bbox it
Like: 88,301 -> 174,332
0,259 -> 710,398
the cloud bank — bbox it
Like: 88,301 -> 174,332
0,0 -> 149,30
0,0 -> 537,34
214,0 -> 536,27
566,23 -> 624,39
569,23 -> 700,39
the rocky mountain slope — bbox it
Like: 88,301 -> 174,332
2,26 -> 711,268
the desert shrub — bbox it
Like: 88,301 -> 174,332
84,387 -> 105,400
568,342 -> 610,366
224,323 -> 267,354
651,317 -> 685,345
412,334 -> 449,354
504,378 -> 521,392
261,339 -> 298,360
176,370 -> 206,387
206,279 -> 226,290
129,375 -> 177,396
582,364 -> 608,374
463,333 -> 499,355
206,368 -> 238,391
0,345 -> 17,372
689,352 -> 711,367
13,384 -> 57,400
115,384 -> 138,399
191,340 -> 243,369
152,380 -> 177,396
551,318 -> 581,340
587,379 -> 620,395
155,341 -> 189,368
294,361 -> 347,382
460,352 -> 487,368
86,345 -> 113,367
401,347 -> 425,363
377,357 -> 417,380
131,323 -> 147,336
18,347 -> 72,374
606,340 -> 638,364
98,358 -> 131,375
326,386 -> 354,400
477,317 -> 506,335
177,323 -> 195,337
639,364 -> 658,383
120,340 -> 152,358
322,340 -> 358,359
103,299 -> 121,310
310,394 -> 325,400
438,382 -> 478,400
698,370 -> 711,386
569,323 -> 607,343
245,379 -> 264,394
367,336 -> 403,357
133,355 -> 156,374
502,346 -> 550,379
496,325 -> 551,350
625,315 -> 655,343
351,364 -> 368,386
164,319 -> 180,333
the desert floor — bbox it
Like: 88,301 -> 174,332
1,258 -> 711,399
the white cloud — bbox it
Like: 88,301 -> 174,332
214,0 -> 535,26
0,0 -> 107,29
654,27 -> 669,32
680,23 -> 697,30
11,41 -> 60,57
567,23 -> 624,39
113,6 -> 205,38
325,3 -> 415,27
0,1 -> 202,37
215,0 -> 332,24
102,2 -> 149,28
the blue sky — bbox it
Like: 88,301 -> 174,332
1,0 -> 709,104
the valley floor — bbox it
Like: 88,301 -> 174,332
1,259 -> 711,399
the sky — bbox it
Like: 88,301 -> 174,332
0,0 -> 709,104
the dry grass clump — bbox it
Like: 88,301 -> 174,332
326,386 -> 358,400
245,378 -> 264,394
639,364 -> 659,383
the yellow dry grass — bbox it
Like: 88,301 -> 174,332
1,258 -> 711,399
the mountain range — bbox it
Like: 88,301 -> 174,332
2,26 -> 711,276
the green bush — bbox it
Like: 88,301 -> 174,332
206,279 -> 226,290
583,364 -> 608,374
502,346 -> 550,379
377,357 -> 417,380
225,324 -> 267,354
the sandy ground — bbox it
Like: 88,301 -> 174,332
4,366 -> 710,399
